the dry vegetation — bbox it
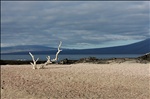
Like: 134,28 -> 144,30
1,63 -> 150,99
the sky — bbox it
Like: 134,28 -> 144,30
1,1 -> 150,49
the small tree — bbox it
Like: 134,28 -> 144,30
52,41 -> 62,63
29,52 -> 39,69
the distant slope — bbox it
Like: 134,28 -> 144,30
69,38 -> 149,54
1,45 -> 57,54
66,38 -> 149,54
1,38 -> 150,55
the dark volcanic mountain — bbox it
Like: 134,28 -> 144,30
1,45 -> 57,54
68,38 -> 149,54
1,38 -> 150,55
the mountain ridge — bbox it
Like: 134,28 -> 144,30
1,38 -> 150,55
1,45 -> 57,54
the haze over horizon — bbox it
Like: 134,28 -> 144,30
1,1 -> 150,49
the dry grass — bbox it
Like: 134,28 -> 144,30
1,63 -> 150,99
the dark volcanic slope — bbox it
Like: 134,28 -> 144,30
1,38 -> 150,55
61,38 -> 150,54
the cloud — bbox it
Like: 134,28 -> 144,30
1,1 -> 149,48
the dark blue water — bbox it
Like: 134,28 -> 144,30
1,54 -> 142,61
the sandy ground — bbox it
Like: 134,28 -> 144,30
1,63 -> 150,99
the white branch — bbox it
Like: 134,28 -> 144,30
29,52 -> 35,61
52,41 -> 62,62
45,56 -> 52,65
39,56 -> 52,69
58,41 -> 62,51
29,52 -> 39,69
30,62 -> 34,66
36,58 -> 39,62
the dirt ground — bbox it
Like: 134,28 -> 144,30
1,63 -> 150,99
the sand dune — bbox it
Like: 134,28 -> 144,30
1,63 -> 150,99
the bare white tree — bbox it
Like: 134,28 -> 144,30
52,41 -> 62,62
29,52 -> 39,69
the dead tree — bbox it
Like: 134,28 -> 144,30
29,52 -> 39,69
52,41 -> 62,63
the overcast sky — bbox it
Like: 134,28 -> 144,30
1,1 -> 150,49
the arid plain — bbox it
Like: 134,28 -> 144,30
1,63 -> 150,99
